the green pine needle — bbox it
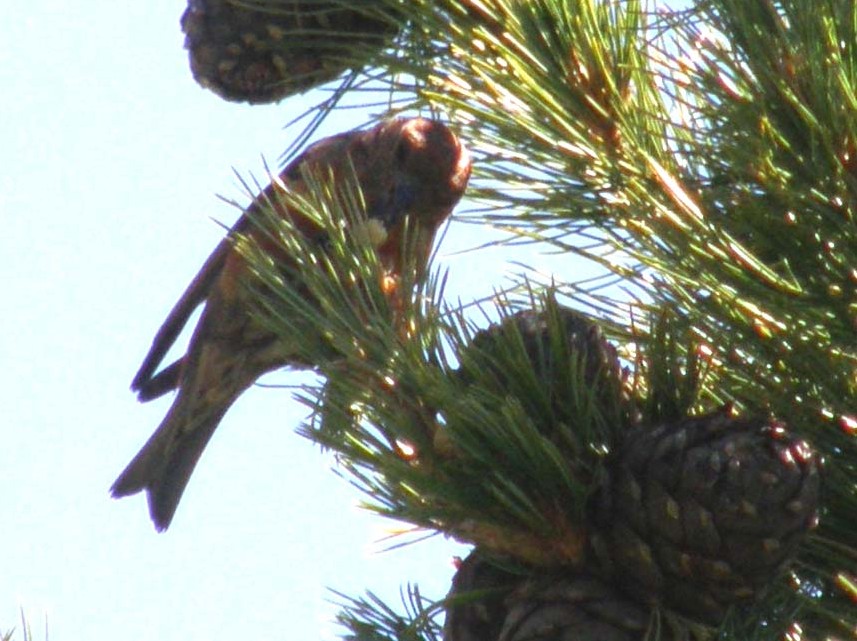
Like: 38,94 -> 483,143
220,1 -> 856,636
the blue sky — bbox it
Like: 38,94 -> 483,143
1,2 -> 593,639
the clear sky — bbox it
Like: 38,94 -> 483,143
1,3 -> 593,639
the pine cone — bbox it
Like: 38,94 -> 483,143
181,0 -> 398,104
444,551 -> 694,641
497,577 -> 673,641
444,551 -> 519,641
457,305 -> 631,458
589,409 -> 821,626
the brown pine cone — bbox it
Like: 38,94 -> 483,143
497,577 -> 676,641
589,409 -> 821,626
444,551 -> 520,641
457,304 -> 631,457
444,551 -> 696,641
181,0 -> 398,104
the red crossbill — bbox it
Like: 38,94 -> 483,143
111,117 -> 472,531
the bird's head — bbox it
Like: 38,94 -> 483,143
355,117 -> 472,233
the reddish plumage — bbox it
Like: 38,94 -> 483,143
112,118 -> 472,530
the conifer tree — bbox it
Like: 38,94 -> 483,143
198,1 -> 857,638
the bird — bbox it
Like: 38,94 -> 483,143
111,117 -> 472,531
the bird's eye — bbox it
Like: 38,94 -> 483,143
394,139 -> 411,164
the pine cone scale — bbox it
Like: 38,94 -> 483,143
591,412 -> 820,625
181,0 -> 398,103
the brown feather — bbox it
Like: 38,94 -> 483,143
113,118 -> 472,530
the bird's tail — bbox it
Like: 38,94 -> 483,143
111,394 -> 232,531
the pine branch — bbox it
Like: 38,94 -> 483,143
349,4 -> 856,634
333,586 -> 442,641
218,1 -> 855,638
236,164 -> 630,565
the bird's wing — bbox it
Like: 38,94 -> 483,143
130,130 -> 361,398
130,232 -> 236,395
